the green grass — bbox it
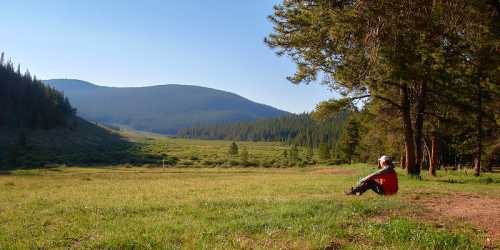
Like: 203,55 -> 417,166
1,124 -> 315,169
127,132 -> 299,167
2,130 -> 499,248
1,165 -> 498,249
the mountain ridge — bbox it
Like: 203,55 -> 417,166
43,79 -> 289,134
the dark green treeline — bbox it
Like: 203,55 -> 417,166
178,113 -> 348,149
0,53 -> 75,129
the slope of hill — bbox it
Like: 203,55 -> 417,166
43,79 -> 289,134
0,117 -> 166,169
0,55 -> 167,169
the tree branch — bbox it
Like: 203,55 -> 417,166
373,94 -> 402,109
349,94 -> 371,100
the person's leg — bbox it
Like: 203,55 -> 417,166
365,180 -> 384,195
348,180 -> 384,195
349,181 -> 370,195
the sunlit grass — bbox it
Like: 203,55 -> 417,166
1,165 -> 497,249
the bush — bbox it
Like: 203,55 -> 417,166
261,161 -> 273,168
189,154 -> 200,161
163,156 -> 178,166
305,159 -> 316,165
242,161 -> 258,167
229,160 -> 240,166
202,160 -> 215,166
297,160 -> 306,168
202,159 -> 226,167
179,160 -> 194,166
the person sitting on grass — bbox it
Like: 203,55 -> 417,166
345,155 -> 398,196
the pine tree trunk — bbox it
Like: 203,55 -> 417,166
474,82 -> 482,177
414,81 -> 427,176
404,130 -> 417,176
400,152 -> 406,169
401,84 -> 417,176
429,134 -> 438,176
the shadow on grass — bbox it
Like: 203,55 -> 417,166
0,117 -> 171,170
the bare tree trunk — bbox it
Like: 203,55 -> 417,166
401,84 -> 417,176
429,134 -> 438,176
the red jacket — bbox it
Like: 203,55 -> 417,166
363,166 -> 399,195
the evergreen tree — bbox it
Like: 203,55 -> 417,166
178,113 -> 347,149
289,145 -> 299,164
0,52 -> 75,130
17,131 -> 27,148
240,147 -> 249,164
266,0 -> 499,177
306,145 -> 314,161
228,142 -> 239,157
282,149 -> 288,159
318,142 -> 331,161
338,118 -> 361,164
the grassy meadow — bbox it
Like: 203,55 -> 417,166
126,131 -> 298,168
1,125 -> 310,169
1,163 -> 499,249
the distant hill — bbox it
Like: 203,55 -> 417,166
43,79 -> 289,134
0,54 -> 160,168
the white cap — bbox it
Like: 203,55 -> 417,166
378,155 -> 391,163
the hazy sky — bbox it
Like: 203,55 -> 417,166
1,1 -> 335,113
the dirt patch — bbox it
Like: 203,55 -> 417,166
313,168 -> 356,175
368,215 -> 390,224
324,240 -> 343,250
418,192 -> 500,245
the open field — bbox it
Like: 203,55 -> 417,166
1,126 -> 310,169
125,131 -> 298,167
1,165 -> 499,249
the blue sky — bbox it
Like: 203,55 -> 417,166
1,1 -> 335,113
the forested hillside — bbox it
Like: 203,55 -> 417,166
0,53 -> 75,129
178,113 -> 347,147
44,79 -> 289,134
0,54 -> 164,168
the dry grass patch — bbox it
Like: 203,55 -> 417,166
416,191 -> 500,247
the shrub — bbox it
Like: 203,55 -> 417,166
229,160 -> 240,166
243,161 -> 258,167
190,154 -> 200,161
297,161 -> 306,168
179,160 -> 194,166
261,161 -> 273,168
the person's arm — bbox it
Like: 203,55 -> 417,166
359,166 -> 394,183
